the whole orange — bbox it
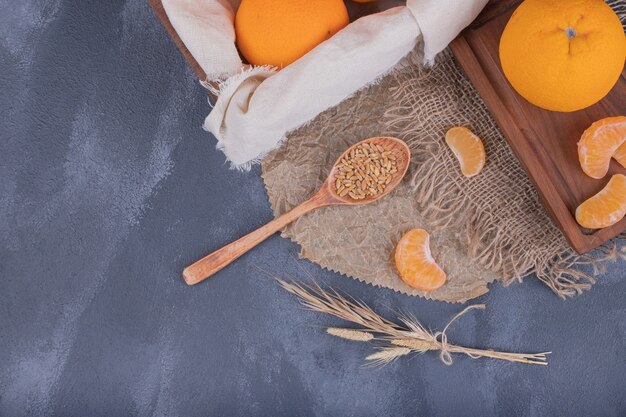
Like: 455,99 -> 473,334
235,0 -> 349,68
499,0 -> 626,112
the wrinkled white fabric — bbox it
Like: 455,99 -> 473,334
162,0 -> 242,77
407,0 -> 488,64
163,0 -> 488,169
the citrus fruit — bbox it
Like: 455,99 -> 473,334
445,127 -> 486,177
614,142 -> 626,169
578,116 -> 626,179
499,0 -> 626,112
235,0 -> 349,68
575,174 -> 626,229
394,229 -> 447,291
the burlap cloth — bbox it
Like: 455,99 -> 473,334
261,5 -> 626,303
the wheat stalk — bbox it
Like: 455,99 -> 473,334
391,339 -> 438,351
277,278 -> 550,366
327,327 -> 374,342
366,347 -> 412,366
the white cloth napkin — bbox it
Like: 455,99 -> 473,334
162,0 -> 488,169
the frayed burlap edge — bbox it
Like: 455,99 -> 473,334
383,50 -> 626,299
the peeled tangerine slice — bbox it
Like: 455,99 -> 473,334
394,229 -> 447,291
614,142 -> 626,169
575,174 -> 626,229
578,116 -> 626,179
445,127 -> 486,177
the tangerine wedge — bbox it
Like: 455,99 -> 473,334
394,229 -> 447,291
575,174 -> 626,229
613,142 -> 626,169
578,116 -> 626,179
445,127 -> 486,177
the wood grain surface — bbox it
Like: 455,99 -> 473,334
451,0 -> 626,254
148,0 -> 206,79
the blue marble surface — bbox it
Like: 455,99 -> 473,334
1,1 -> 625,416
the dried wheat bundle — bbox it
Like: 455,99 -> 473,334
277,279 -> 550,366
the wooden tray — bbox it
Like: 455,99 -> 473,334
450,0 -> 626,254
148,0 -> 206,79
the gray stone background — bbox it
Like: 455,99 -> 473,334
1,1 -> 625,416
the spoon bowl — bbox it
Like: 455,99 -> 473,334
326,136 -> 411,205
183,137 -> 411,285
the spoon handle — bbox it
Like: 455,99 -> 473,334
183,188 -> 331,285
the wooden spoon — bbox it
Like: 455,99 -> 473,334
183,137 -> 411,285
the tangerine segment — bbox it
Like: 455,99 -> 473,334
445,127 -> 486,177
394,229 -> 447,291
578,116 -> 626,179
613,141 -> 626,169
575,174 -> 626,229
